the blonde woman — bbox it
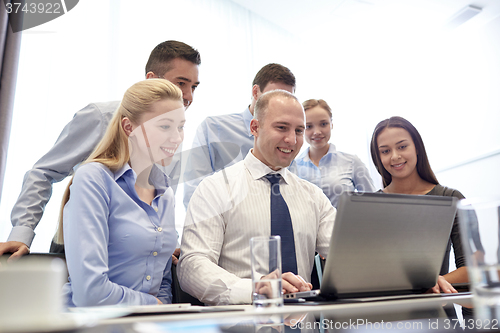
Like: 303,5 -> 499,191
290,99 -> 376,207
59,79 -> 185,306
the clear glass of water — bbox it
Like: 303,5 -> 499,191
250,235 -> 283,308
458,196 -> 500,322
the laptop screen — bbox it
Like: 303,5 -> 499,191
320,192 -> 457,298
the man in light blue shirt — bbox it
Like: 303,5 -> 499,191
183,63 -> 296,208
0,40 -> 201,259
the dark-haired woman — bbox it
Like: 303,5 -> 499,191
370,116 -> 468,293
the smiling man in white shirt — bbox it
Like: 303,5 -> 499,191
178,90 -> 335,305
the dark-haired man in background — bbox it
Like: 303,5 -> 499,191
183,63 -> 295,208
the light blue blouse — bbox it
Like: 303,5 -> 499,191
62,162 -> 177,307
289,144 -> 376,207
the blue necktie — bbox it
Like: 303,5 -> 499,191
265,174 -> 298,275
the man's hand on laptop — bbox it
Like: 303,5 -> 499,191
255,271 -> 312,298
0,241 -> 30,262
429,276 -> 458,294
282,272 -> 313,294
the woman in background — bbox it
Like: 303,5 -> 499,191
290,99 -> 376,207
370,116 -> 468,293
57,79 -> 185,306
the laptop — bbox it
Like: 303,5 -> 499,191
285,191 -> 462,302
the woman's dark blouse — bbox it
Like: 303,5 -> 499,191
426,184 -> 465,275
379,184 -> 465,276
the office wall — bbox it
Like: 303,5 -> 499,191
290,9 -> 500,197
426,15 -> 500,199
340,13 -> 500,197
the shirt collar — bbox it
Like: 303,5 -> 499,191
327,143 -> 337,154
114,163 -> 170,195
243,107 -> 253,137
114,163 -> 132,181
149,164 -> 171,194
299,143 -> 337,162
244,149 -> 291,184
298,147 -> 312,162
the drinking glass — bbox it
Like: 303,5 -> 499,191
458,196 -> 500,323
250,235 -> 283,308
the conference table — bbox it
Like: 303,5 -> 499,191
1,254 -> 490,332
61,293 -> 482,333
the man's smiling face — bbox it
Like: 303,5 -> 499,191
251,96 -> 305,171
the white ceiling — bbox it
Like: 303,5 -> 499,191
230,0 -> 500,37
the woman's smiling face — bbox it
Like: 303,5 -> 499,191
305,106 -> 332,151
131,99 -> 185,165
376,127 -> 419,182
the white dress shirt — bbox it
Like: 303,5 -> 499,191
178,150 -> 336,305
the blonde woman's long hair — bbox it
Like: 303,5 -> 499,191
54,79 -> 183,244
